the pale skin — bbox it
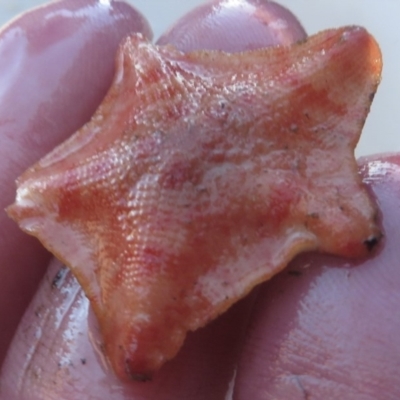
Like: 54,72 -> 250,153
0,1 -> 399,399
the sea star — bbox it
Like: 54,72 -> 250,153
7,26 -> 382,381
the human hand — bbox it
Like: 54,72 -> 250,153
0,1 -> 399,399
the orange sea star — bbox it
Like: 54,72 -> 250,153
8,26 -> 382,381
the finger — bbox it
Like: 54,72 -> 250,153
234,157 -> 400,398
0,1 -> 306,398
0,258 -> 258,399
157,0 -> 306,51
0,0 -> 151,365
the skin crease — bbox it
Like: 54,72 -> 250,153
0,1 -> 399,399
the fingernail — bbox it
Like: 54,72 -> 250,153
157,0 -> 306,51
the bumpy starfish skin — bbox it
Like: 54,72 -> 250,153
8,26 -> 382,380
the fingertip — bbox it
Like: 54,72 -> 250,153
157,0 -> 307,51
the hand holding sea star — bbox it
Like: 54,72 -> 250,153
7,26 -> 382,380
